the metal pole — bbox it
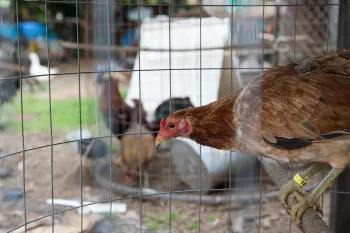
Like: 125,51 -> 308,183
330,1 -> 350,232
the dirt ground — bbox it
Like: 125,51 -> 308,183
0,59 -> 333,233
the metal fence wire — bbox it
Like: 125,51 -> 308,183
0,0 -> 348,233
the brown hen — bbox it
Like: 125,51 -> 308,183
113,106 -> 156,187
155,50 -> 350,229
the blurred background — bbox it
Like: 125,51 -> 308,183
0,0 -> 345,233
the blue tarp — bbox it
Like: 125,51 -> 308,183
121,28 -> 136,47
0,21 -> 57,41
19,22 -> 57,40
0,23 -> 18,40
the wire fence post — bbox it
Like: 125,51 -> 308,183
330,2 -> 350,232
1,1 -> 349,233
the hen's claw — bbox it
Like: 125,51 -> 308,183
293,192 -> 323,216
279,180 -> 323,221
290,196 -> 323,229
278,165 -> 339,231
278,180 -> 309,213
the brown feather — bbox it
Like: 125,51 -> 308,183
118,107 -> 156,175
112,156 -> 122,167
234,50 -> 350,167
166,50 -> 350,168
170,92 -> 240,150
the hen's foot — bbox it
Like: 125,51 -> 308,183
278,179 -> 308,213
290,194 -> 323,229
143,172 -> 149,188
279,163 -> 328,213
283,166 -> 343,230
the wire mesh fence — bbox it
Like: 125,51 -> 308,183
0,0 -> 347,233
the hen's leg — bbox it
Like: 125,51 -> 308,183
25,79 -> 35,93
290,167 -> 344,227
33,78 -> 46,91
143,171 -> 149,188
278,163 -> 328,212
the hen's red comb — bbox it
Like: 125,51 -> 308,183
160,118 -> 166,128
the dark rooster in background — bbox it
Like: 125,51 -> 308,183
98,67 -> 195,140
0,73 -> 20,106
0,71 -> 20,130
98,73 -> 150,140
151,97 -> 194,137
155,50 -> 350,230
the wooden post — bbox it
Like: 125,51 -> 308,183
330,1 -> 350,232
83,3 -> 91,60
92,0 -> 116,58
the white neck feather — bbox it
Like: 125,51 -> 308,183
29,52 -> 41,66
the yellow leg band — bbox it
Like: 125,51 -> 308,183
293,173 -> 307,187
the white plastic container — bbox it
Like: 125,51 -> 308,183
66,129 -> 92,152
202,0 -> 255,18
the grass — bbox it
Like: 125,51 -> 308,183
187,221 -> 199,230
169,210 -> 181,222
4,96 -> 96,133
145,215 -> 161,231
1,84 -> 129,134
107,143 -> 118,153
207,215 -> 217,222
101,212 -> 119,220
146,219 -> 160,231
145,210 -> 182,231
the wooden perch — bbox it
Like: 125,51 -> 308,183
61,41 -> 275,55
259,157 -> 332,233
93,160 -> 281,206
0,61 -> 28,73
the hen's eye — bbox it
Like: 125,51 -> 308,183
168,123 -> 175,128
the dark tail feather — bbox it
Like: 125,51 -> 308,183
340,49 -> 350,60
0,77 -> 20,106
130,99 -> 145,123
131,105 -> 142,123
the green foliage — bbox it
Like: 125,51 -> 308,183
0,0 -> 10,8
120,87 -> 128,100
15,0 -> 78,22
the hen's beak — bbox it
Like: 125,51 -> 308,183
28,41 -> 39,53
155,135 -> 166,147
